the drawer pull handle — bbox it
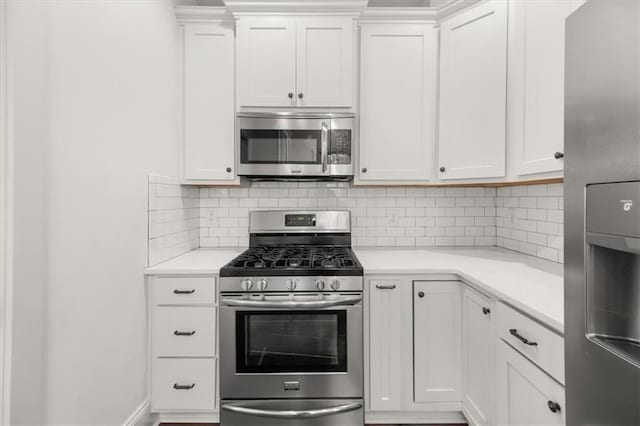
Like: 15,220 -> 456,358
173,289 -> 195,294
174,330 -> 196,336
547,400 -> 561,413
482,307 -> 491,315
509,328 -> 537,346
376,284 -> 396,290
173,383 -> 195,390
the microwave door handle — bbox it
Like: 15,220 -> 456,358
220,295 -> 361,309
221,402 -> 362,419
321,122 -> 329,173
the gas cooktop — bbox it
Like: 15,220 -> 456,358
219,245 -> 363,277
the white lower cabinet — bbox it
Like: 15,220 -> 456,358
462,287 -> 494,426
496,340 -> 565,425
153,306 -> 216,357
368,279 -> 405,411
152,358 -> 217,411
366,275 -> 564,426
413,281 -> 461,403
149,275 -> 218,415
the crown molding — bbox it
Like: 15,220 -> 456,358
223,0 -> 368,15
434,0 -> 482,21
358,0 -> 481,23
174,0 -> 482,23
359,7 -> 437,23
174,6 -> 234,23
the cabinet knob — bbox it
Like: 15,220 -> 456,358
482,307 -> 491,315
361,167 -> 367,173
547,400 -> 561,413
418,291 -> 425,298
226,167 -> 232,173
440,166 -> 446,172
554,152 -> 564,159
298,92 -> 304,99
288,92 -> 294,99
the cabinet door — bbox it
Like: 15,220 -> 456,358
296,17 -> 354,107
414,281 -> 461,402
359,24 -> 437,182
462,287 -> 494,425
237,17 -> 296,107
438,1 -> 508,180
369,279 -> 404,411
182,24 -> 235,181
496,340 -> 565,425
510,1 -> 584,176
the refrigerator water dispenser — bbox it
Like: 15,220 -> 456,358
586,181 -> 640,367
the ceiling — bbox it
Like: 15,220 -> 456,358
174,0 -> 455,8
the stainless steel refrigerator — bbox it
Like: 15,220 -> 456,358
565,0 -> 640,424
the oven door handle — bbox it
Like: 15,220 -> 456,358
221,402 -> 362,419
220,295 -> 361,309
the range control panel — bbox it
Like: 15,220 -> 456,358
285,214 -> 316,227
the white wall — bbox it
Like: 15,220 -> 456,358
5,1 -> 50,423
44,1 -> 180,423
7,0 -> 181,424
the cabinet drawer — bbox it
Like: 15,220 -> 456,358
154,276 -> 215,305
152,358 -> 216,412
153,307 -> 216,357
496,341 -> 564,425
496,302 -> 564,384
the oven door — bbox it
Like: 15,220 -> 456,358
221,399 -> 363,426
219,293 -> 363,399
237,117 -> 329,177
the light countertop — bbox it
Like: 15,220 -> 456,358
353,247 -> 563,333
144,248 -> 244,275
145,246 -> 564,333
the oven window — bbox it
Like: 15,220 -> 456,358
236,310 -> 347,373
240,129 -> 321,164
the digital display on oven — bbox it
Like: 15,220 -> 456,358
285,214 -> 316,227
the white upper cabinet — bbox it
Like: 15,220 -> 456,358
359,24 -> 437,182
438,0 -> 508,180
413,281 -> 462,403
237,16 -> 354,108
296,17 -> 354,107
237,17 -> 297,108
509,0 -> 584,176
182,23 -> 236,182
462,287 -> 494,425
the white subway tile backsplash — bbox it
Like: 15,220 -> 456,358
148,177 -> 564,265
147,174 -> 199,266
496,183 -> 564,263
195,181 -> 498,250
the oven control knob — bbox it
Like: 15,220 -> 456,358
287,279 -> 297,291
257,279 -> 268,291
330,279 -> 341,291
241,279 -> 253,291
315,279 -> 326,291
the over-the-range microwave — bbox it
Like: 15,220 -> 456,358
236,113 -> 355,179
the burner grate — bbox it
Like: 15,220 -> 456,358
224,246 -> 359,272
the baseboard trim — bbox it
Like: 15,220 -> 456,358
124,400 -> 154,426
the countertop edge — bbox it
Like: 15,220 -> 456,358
362,267 -> 563,334
144,248 -> 564,334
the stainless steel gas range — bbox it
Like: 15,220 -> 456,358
218,210 -> 364,426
